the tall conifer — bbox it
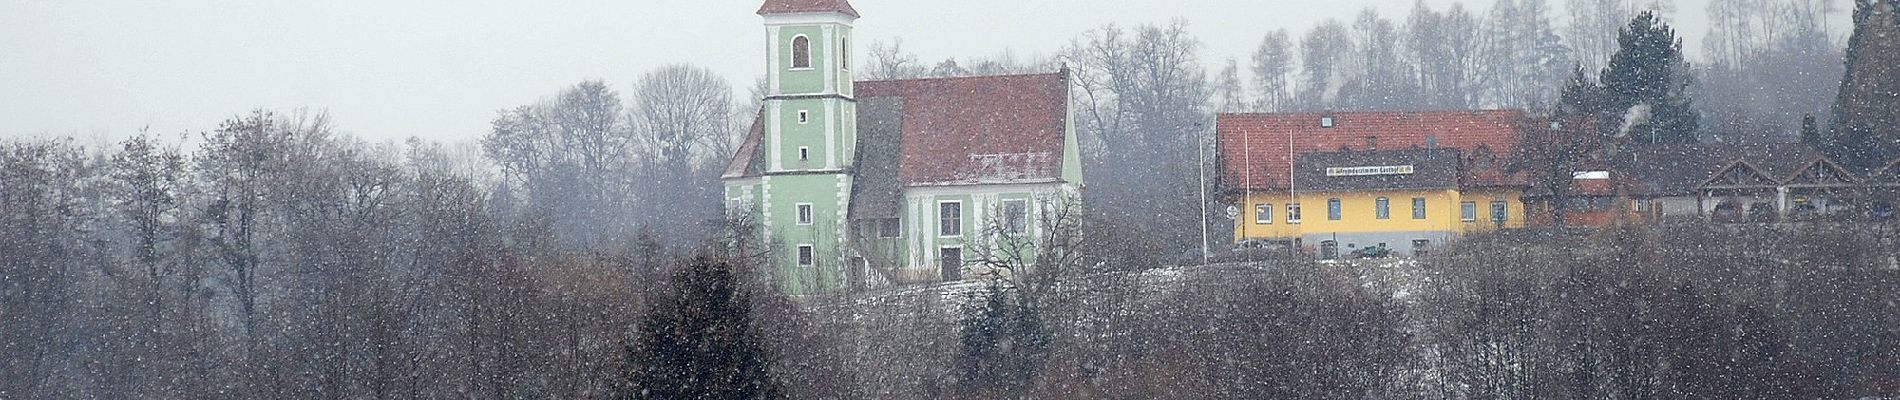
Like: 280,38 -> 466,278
1829,0 -> 1900,170
1600,12 -> 1699,143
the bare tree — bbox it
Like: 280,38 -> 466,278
196,109 -> 325,344
1298,19 -> 1353,110
1062,21 -> 1210,259
1481,0 -> 1573,108
1406,1 -> 1486,109
1345,8 -> 1417,110
1566,0 -> 1675,72
483,80 -> 639,242
1213,59 -> 1248,113
1697,0 -> 1843,143
555,81 -> 631,180
107,133 -> 188,328
1250,29 -> 1294,112
631,64 -> 734,179
968,193 -> 1089,310
0,139 -> 98,398
860,38 -> 928,81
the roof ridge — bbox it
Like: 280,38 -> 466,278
856,71 -> 1063,85
756,0 -> 860,17
1217,109 -> 1523,117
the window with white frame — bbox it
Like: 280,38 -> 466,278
1287,203 -> 1302,224
1412,197 -> 1427,219
939,201 -> 962,236
1375,197 -> 1390,220
796,203 -> 813,225
1461,202 -> 1477,222
797,110 -> 809,124
1255,203 -> 1273,225
1002,199 -> 1028,235
796,245 -> 813,266
1491,201 -> 1508,223
790,36 -> 811,68
798,146 -> 810,161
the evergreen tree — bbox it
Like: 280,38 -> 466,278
618,254 -> 780,400
955,283 -> 1050,398
1829,0 -> 1900,170
1600,11 -> 1699,144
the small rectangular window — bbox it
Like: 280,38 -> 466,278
798,146 -> 810,161
1003,199 -> 1028,235
939,201 -> 962,236
1327,198 -> 1342,221
1461,202 -> 1477,222
1412,198 -> 1427,219
1255,203 -> 1273,225
1491,201 -> 1508,223
1287,203 -> 1302,224
797,245 -> 813,266
797,110 -> 810,124
796,203 -> 813,225
1375,197 -> 1390,220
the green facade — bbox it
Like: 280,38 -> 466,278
729,7 -> 1083,294
735,11 -> 859,295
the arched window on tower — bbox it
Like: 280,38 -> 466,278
791,36 -> 811,68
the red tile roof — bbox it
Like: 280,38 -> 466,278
1216,110 -> 1525,191
756,0 -> 860,17
722,72 -> 1072,187
857,72 -> 1069,186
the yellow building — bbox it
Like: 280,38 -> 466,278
1217,111 -> 1526,257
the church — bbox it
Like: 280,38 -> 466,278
722,0 -> 1085,294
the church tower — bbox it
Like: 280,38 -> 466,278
756,0 -> 859,293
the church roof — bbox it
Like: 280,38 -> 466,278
857,72 -> 1069,186
756,0 -> 860,18
1217,109 -> 1525,191
723,71 -> 1072,187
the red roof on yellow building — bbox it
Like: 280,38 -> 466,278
1217,110 -> 1525,191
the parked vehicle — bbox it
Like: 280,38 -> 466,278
1353,244 -> 1392,259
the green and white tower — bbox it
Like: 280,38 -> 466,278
729,0 -> 1083,294
746,0 -> 860,293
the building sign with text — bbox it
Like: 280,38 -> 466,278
1325,165 -> 1415,177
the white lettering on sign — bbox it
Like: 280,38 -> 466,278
1325,165 -> 1415,177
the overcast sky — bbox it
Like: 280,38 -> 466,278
0,0 -> 1851,144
